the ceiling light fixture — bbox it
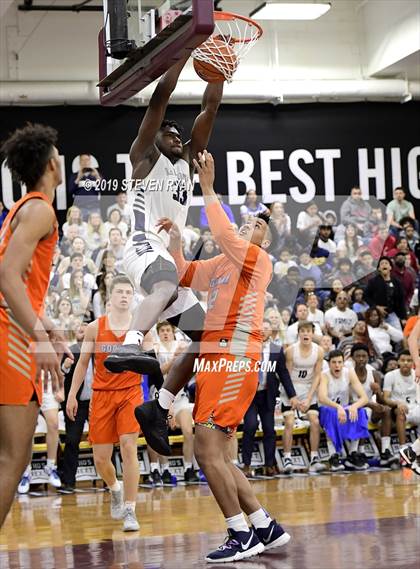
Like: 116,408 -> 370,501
250,2 -> 331,21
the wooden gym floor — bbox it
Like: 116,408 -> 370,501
0,470 -> 419,569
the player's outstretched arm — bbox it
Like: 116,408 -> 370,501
188,82 -> 223,163
408,318 -> 420,382
129,55 -> 190,167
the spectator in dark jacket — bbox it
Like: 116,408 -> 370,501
391,251 -> 416,309
268,266 -> 301,310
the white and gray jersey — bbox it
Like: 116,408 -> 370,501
325,368 -> 351,406
128,153 -> 192,249
383,369 -> 417,405
357,367 -> 375,402
290,342 -> 319,402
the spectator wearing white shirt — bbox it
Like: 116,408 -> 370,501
306,293 -> 325,331
324,292 -> 358,343
59,253 -> 96,291
107,190 -> 131,227
296,202 -> 324,246
285,303 -> 322,346
62,206 -> 88,240
336,223 -> 363,263
365,307 -> 403,355
104,208 -> 129,241
273,249 -> 297,278
240,189 -> 269,222
317,224 -> 336,255
386,187 -> 416,236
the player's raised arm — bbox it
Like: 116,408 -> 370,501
188,82 -> 224,164
408,318 -> 420,382
129,55 -> 190,167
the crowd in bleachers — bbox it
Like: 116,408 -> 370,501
3,154 -> 419,491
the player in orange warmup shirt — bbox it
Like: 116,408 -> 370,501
141,151 -> 290,562
0,124 -> 71,527
67,276 -> 144,532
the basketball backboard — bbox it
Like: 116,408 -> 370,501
98,0 -> 214,106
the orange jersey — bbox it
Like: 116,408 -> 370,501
173,201 -> 272,361
0,192 -> 58,315
93,315 -> 142,390
404,315 -> 419,338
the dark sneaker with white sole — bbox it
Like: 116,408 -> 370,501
205,528 -> 264,563
344,452 -> 369,470
135,399 -> 171,456
399,445 -> 420,475
184,467 -> 200,484
379,448 -> 399,467
104,345 -> 161,375
253,520 -> 291,550
329,454 -> 345,471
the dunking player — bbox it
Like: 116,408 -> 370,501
105,56 -> 223,389
158,151 -> 289,562
399,317 -> 420,475
0,124 -> 71,527
67,276 -> 143,531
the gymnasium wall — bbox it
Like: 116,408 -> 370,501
0,102 -> 419,226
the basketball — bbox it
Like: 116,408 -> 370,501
193,38 -> 238,83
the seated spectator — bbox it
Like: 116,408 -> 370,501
350,344 -> 398,467
85,212 -> 108,253
387,237 -> 419,273
59,237 -> 97,271
51,297 -> 79,344
323,210 -> 338,229
365,307 -> 403,356
382,355 -> 398,375
104,208 -> 129,241
353,249 -> 376,282
336,223 -> 363,263
106,228 -> 126,271
320,335 -> 333,359
296,277 -> 326,307
273,249 -> 297,278
391,251 -> 416,309
199,238 -> 220,260
62,205 -> 88,240
324,291 -> 358,344
318,350 -> 369,471
264,307 -> 286,345
317,224 -> 336,255
285,303 -> 322,346
95,250 -> 117,276
306,292 -> 325,331
365,256 -> 407,331
339,187 -> 372,233
68,153 -> 102,220
399,217 -> 420,262
200,193 -> 235,227
338,319 -> 382,368
296,202 -> 324,247
368,223 -> 389,259
298,252 -> 322,286
0,200 -> 7,228
92,270 -> 116,318
386,187 -> 416,236
59,253 -> 96,291
332,258 -> 355,288
240,189 -> 269,222
351,287 -> 369,314
60,224 -> 82,258
382,350 -> 420,447
268,266 -> 301,310
364,206 -> 386,239
66,270 -> 91,317
281,308 -> 292,326
323,278 -> 344,311
44,291 -> 60,320
107,189 -> 131,227
242,321 -> 296,477
269,201 -> 291,249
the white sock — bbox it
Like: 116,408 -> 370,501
412,438 -> 420,455
46,459 -> 56,469
310,452 -> 319,461
225,512 -> 249,533
158,388 -> 175,410
248,508 -> 272,529
349,439 -> 359,453
109,480 -> 121,492
327,438 -> 336,457
381,436 -> 391,453
184,462 -> 193,471
123,331 -> 144,346
150,462 -> 159,473
124,501 -> 136,512
160,461 -> 169,472
399,444 -> 406,451
283,452 -> 291,459
23,465 -> 32,476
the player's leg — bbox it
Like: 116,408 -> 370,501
175,407 -> 198,483
281,408 -> 295,473
372,407 -> 398,466
307,409 -> 326,472
395,407 -> 408,445
119,433 -> 140,531
241,398 -> 259,476
257,394 -> 276,475
42,406 -> 62,488
0,401 -> 39,527
399,404 -> 420,475
318,406 -> 345,471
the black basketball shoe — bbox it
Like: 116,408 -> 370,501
104,345 -> 161,375
135,399 -> 171,456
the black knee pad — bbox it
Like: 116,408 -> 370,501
168,303 -> 205,341
140,255 -> 178,294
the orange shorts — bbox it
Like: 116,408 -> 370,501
193,354 -> 258,434
89,385 -> 143,445
0,309 -> 41,406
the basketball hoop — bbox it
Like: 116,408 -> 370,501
192,11 -> 263,83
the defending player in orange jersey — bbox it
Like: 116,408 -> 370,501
158,151 -> 290,562
67,276 -> 145,532
0,124 -> 71,528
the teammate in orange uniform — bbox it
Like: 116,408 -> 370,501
150,151 -> 289,562
67,276 -> 143,531
0,124 -> 71,528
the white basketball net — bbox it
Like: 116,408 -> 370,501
192,13 -> 262,82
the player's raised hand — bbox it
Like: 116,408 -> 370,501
168,223 -> 182,254
156,217 -> 174,234
193,150 -> 215,191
